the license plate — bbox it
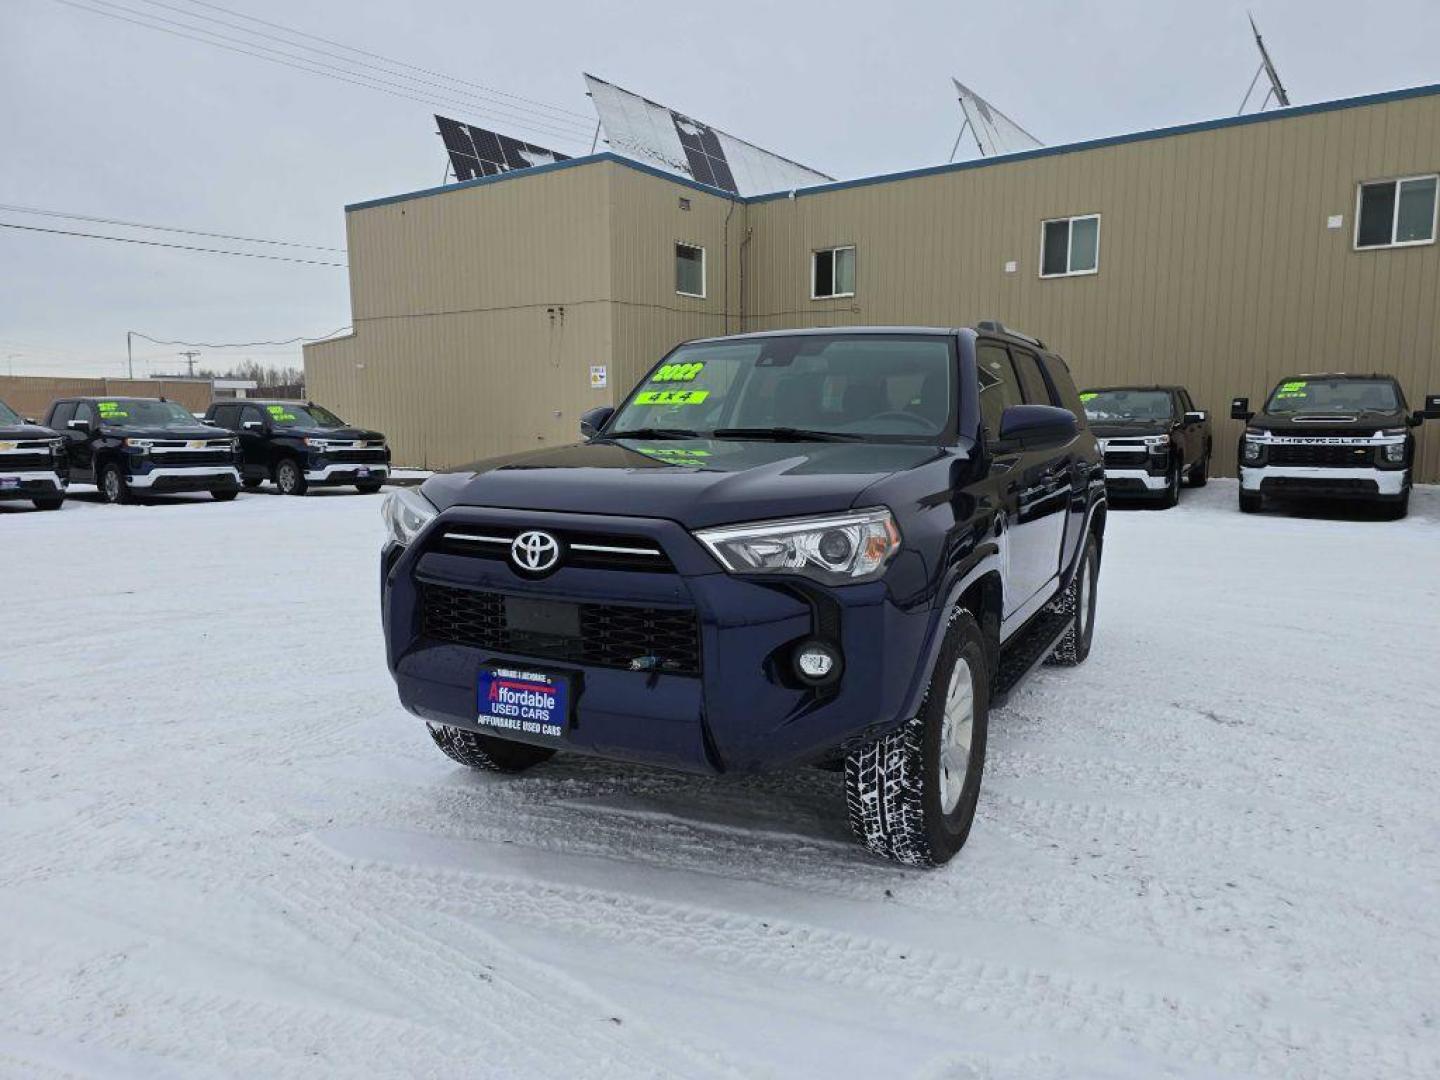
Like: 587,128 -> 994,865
477,666 -> 570,739
356,466 -> 370,478
0,477 -> 18,491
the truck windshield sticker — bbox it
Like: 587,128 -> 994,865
634,389 -> 710,406
649,362 -> 705,384
97,402 -> 129,419
266,405 -> 299,421
1079,392 -> 1098,401
1275,380 -> 1309,400
636,446 -> 710,458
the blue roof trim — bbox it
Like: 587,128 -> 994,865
346,81 -> 1440,214
345,151 -> 739,212
748,81 -> 1440,204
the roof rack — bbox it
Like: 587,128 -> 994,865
975,319 -> 1044,349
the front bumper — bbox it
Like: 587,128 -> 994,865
1240,465 -> 1407,499
0,470 -> 67,499
127,465 -> 242,492
306,462 -> 390,484
383,509 -> 933,776
1102,467 -> 1170,494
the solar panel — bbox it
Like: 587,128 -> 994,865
584,74 -> 831,196
951,80 -> 1043,157
435,116 -> 571,182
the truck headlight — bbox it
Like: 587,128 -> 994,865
1143,434 -> 1170,453
381,487 -> 437,547
123,438 -> 155,454
1243,438 -> 1263,463
304,437 -> 331,451
695,508 -> 900,584
1381,441 -> 1406,463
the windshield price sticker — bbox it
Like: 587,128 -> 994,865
650,362 -> 705,383
477,667 -> 567,738
1079,392 -> 1098,401
266,405 -> 299,421
635,389 -> 709,406
97,402 -> 129,419
1275,380 -> 1309,400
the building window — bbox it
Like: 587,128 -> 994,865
812,245 -> 856,299
1040,214 -> 1100,277
675,242 -> 705,297
1355,175 -> 1437,249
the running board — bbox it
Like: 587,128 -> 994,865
992,609 -> 1071,707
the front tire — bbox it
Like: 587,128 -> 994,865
211,489 -> 238,502
1239,489 -> 1263,513
275,458 -> 308,496
99,461 -> 131,505
1159,461 -> 1181,508
427,723 -> 556,773
845,609 -> 990,867
33,496 -> 65,511
1047,531 -> 1099,667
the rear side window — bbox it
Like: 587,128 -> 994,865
211,404 -> 240,428
74,402 -> 96,427
241,406 -> 266,426
975,342 -> 1024,440
1010,348 -> 1054,405
1041,356 -> 1088,426
48,401 -> 76,428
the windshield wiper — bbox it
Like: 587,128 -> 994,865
711,427 -> 865,442
605,427 -> 701,440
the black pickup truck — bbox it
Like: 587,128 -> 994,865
0,399 -> 68,511
1079,385 -> 1211,507
203,400 -> 391,495
379,322 -> 1107,867
1233,373 -> 1439,518
43,397 -> 240,504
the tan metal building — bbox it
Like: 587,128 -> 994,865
306,82 -> 1440,481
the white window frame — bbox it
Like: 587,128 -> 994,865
675,241 -> 706,298
1352,174 -> 1439,251
1039,213 -> 1101,278
810,244 -> 857,300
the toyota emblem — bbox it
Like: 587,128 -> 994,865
511,530 -> 562,574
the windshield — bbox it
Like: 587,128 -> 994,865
96,400 -> 200,428
263,403 -> 345,429
1080,389 -> 1172,422
0,401 -> 19,425
607,334 -> 955,441
1264,378 -> 1400,414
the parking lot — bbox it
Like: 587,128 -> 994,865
3,482 -> 1439,1079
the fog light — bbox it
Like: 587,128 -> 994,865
794,640 -> 842,685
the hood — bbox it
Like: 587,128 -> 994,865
422,438 -> 947,528
308,426 -> 385,442
99,423 -> 234,440
1088,419 -> 1173,439
0,422 -> 61,441
1249,407 -> 1408,436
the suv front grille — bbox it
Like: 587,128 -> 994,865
1,452 -> 54,470
325,448 -> 388,464
1267,444 -> 1374,467
419,583 -> 701,675
430,525 -> 675,573
151,450 -> 234,467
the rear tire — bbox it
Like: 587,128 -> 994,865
99,461 -> 131,505
426,723 -> 556,773
1046,531 -> 1099,667
1239,489 -> 1263,514
242,476 -> 264,490
275,458 -> 308,496
211,489 -> 238,502
33,496 -> 64,511
844,608 -> 990,867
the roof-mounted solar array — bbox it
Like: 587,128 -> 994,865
583,74 -> 832,196
435,115 -> 571,181
950,79 -> 1043,158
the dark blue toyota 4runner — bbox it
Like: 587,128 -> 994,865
380,325 -> 1106,866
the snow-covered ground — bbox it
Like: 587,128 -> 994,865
2,482 -> 1438,1079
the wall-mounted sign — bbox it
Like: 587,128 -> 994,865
590,365 -> 608,389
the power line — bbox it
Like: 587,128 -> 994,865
51,0 -> 593,147
130,327 -> 351,347
0,220 -> 347,267
0,203 -> 343,252
146,0 -> 594,124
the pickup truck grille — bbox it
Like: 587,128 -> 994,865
430,525 -> 675,573
1102,448 -> 1149,469
324,448 -> 388,464
0,451 -> 54,470
420,583 -> 701,675
1267,445 -> 1374,467
150,450 -> 234,467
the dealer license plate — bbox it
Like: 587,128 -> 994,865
356,466 -> 370,478
477,666 -> 570,740
0,477 -> 19,491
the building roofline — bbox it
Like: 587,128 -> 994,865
345,80 -> 1440,215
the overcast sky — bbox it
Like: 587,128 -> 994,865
3,0 -> 1438,378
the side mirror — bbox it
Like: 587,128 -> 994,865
23,416 -> 37,425
997,404 -> 1077,448
67,418 -> 90,431
242,420 -> 264,430
1183,410 -> 1207,424
580,405 -> 615,438
1416,393 -> 1440,424
1230,397 -> 1253,422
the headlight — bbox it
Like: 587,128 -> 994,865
1243,439 -> 1263,463
50,439 -> 65,456
123,438 -> 155,453
695,508 -> 900,584
1382,441 -> 1406,463
1143,434 -> 1171,451
381,487 -> 438,547
304,437 -> 330,450
229,438 -> 240,451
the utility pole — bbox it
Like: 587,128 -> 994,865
179,350 -> 201,378
126,330 -> 134,380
